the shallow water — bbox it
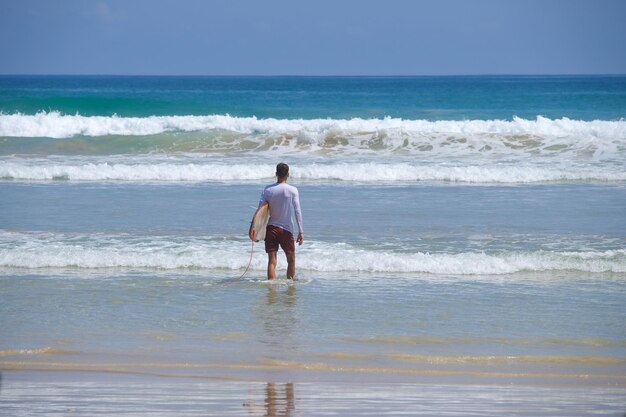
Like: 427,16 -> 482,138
1,75 -> 625,414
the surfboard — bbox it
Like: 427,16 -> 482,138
249,202 -> 270,242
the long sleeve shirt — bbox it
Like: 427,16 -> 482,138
258,182 -> 303,235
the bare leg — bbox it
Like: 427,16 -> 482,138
267,251 -> 278,280
286,251 -> 296,279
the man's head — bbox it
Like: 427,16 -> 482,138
276,162 -> 289,179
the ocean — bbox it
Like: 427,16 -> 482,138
1,75 -> 625,416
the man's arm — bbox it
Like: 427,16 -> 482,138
293,189 -> 304,245
258,187 -> 268,208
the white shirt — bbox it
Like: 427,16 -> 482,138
259,181 -> 303,235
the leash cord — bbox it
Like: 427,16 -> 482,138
237,238 -> 255,281
224,231 -> 256,285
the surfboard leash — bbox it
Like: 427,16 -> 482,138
224,231 -> 256,285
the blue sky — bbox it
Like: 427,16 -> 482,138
1,0 -> 625,75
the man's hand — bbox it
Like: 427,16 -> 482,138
296,232 -> 304,246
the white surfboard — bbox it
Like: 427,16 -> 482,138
249,202 -> 270,242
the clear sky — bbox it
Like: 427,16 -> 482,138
1,0 -> 625,75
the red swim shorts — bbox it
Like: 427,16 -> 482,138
264,225 -> 295,254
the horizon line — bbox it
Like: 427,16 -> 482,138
1,72 -> 626,78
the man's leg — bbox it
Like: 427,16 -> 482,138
267,251 -> 278,280
286,251 -> 296,279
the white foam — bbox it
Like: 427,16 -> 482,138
1,232 -> 624,275
1,160 -> 624,183
0,160 -> 276,182
298,244 -> 626,275
292,162 -> 626,184
1,112 -> 624,159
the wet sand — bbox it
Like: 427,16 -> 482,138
2,371 -> 625,416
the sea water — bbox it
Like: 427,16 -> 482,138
1,75 -> 625,415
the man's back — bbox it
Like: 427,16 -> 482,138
260,182 -> 303,235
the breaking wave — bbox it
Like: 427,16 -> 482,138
1,112 -> 625,139
1,112 -> 625,159
1,232 -> 624,275
1,160 -> 624,184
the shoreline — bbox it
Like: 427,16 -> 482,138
3,354 -> 626,388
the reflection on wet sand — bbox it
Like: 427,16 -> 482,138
263,382 -> 295,417
244,382 -> 296,416
243,286 -> 298,415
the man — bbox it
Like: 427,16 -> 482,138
258,162 -> 304,280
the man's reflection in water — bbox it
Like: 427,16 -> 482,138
250,285 -> 298,415
259,285 -> 298,352
264,382 -> 295,417
244,382 -> 296,416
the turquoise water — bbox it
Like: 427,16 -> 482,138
2,75 -> 626,119
1,76 -> 626,415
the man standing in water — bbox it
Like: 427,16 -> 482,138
259,162 -> 304,280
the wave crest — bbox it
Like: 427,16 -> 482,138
1,232 -> 624,275
1,112 -> 624,159
1,160 -> 623,184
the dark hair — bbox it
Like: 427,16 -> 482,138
276,162 -> 289,178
